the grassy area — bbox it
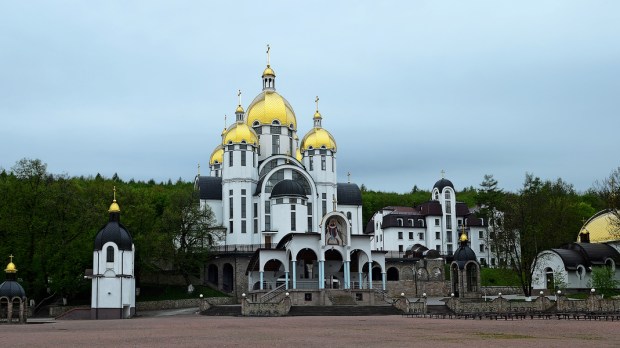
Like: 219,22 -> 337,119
480,267 -> 522,286
137,284 -> 229,302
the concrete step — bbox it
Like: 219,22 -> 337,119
288,305 -> 402,316
201,305 -> 242,316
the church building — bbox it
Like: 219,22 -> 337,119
196,50 -> 386,299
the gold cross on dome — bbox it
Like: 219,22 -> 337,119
315,96 -> 320,111
266,44 -> 271,66
237,89 -> 242,106
9,254 -> 13,262
113,186 -> 117,201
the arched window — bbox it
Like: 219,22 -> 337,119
466,263 -> 478,292
106,246 -> 114,263
346,212 -> 352,220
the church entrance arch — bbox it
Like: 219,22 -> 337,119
324,249 -> 344,289
296,249 -> 318,288
263,259 -> 286,290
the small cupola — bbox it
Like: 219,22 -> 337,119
262,44 -> 276,91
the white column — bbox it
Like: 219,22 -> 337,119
285,271 -> 289,290
292,261 -> 297,289
259,271 -> 264,290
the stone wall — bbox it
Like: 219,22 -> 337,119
241,297 -> 291,316
480,286 -> 522,296
446,296 -> 553,313
557,294 -> 620,312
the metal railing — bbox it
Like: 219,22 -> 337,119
260,284 -> 287,303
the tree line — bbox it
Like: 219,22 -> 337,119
0,158 -> 213,304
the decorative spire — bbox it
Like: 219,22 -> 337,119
262,45 -> 276,90
347,172 -> 351,184
108,186 -> 121,213
441,169 -> 445,179
313,96 -> 322,127
235,90 -> 244,122
197,162 -> 200,176
459,224 -> 468,244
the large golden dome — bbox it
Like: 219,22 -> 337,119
224,122 -> 258,145
246,91 -> 297,130
210,145 -> 224,165
300,127 -> 337,152
578,209 -> 619,243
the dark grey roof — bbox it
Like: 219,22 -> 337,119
94,214 -> 133,251
0,279 -> 26,299
551,249 -> 587,270
433,178 -> 454,192
566,243 -> 620,266
271,179 -> 306,198
337,183 -> 362,205
196,176 -> 222,200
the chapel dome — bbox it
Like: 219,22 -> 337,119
271,179 -> 307,198
0,279 -> 26,299
95,193 -> 133,251
433,178 -> 454,192
209,145 -> 224,166
300,128 -> 337,152
246,91 -> 297,130
223,122 -> 258,145
453,233 -> 477,263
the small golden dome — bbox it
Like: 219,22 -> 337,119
262,66 -> 275,77
210,145 -> 224,165
109,200 -> 120,213
296,148 -> 302,162
246,91 -> 297,130
109,187 -> 120,213
460,232 -> 468,242
236,105 -> 244,113
300,127 -> 337,152
5,261 -> 17,274
224,122 -> 258,145
313,110 -> 322,119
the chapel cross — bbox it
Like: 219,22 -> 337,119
347,172 -> 351,184
238,89 -> 242,106
198,163 -> 201,176
9,254 -> 13,263
441,169 -> 445,178
315,96 -> 319,111
266,44 -> 271,66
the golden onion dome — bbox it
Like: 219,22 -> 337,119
224,122 -> 258,145
246,91 -> 297,130
210,145 -> 224,165
296,148 -> 302,162
300,127 -> 337,152
236,105 -> 244,113
262,66 -> 275,77
577,209 -> 619,243
5,261 -> 16,274
460,232 -> 468,242
313,110 -> 322,119
109,200 -> 120,213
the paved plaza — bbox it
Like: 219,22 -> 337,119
2,313 -> 620,347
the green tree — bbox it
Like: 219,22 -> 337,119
159,189 -> 216,286
501,173 -> 582,296
589,266 -> 619,297
476,174 -> 507,266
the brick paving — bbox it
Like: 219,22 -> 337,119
2,314 -> 620,347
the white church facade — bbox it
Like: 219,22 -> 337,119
196,53 -> 386,298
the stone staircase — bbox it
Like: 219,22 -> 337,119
201,305 -> 242,316
288,305 -> 402,316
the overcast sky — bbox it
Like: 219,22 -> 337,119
1,1 -> 618,193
